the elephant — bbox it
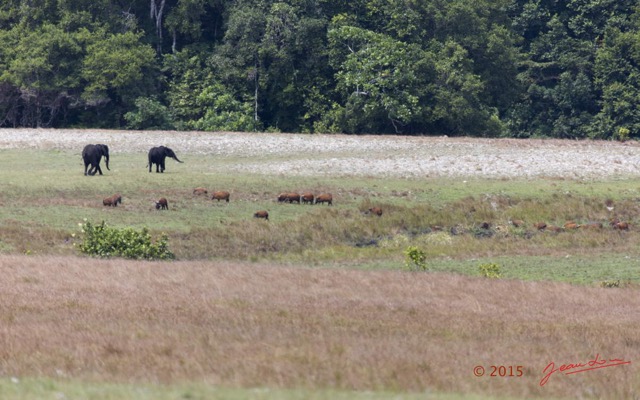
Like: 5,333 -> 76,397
147,146 -> 183,173
82,144 -> 110,176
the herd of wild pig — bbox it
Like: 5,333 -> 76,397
102,187 -> 340,222
88,143 -> 384,221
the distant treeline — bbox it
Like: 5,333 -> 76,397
0,0 -> 638,138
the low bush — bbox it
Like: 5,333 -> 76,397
404,246 -> 427,271
478,263 -> 501,279
77,221 -> 174,260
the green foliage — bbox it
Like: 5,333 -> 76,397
194,84 -> 257,132
124,97 -> 175,130
163,50 -> 211,128
82,30 -> 156,102
616,127 -> 630,142
430,40 -> 505,136
0,0 -> 640,136
594,24 -> 640,139
77,221 -> 174,260
478,263 -> 501,279
0,7 -> 156,128
404,246 -> 427,271
0,23 -> 84,127
327,24 -> 433,134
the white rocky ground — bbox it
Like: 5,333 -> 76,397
1,128 -> 639,179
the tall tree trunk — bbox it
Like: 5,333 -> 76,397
150,0 -> 166,53
254,58 -> 259,130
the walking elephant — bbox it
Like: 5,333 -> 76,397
82,144 -> 110,176
147,146 -> 183,173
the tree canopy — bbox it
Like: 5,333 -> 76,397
1,0 -> 640,138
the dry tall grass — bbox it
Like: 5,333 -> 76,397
0,255 -> 637,399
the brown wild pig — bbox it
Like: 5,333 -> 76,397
287,192 -> 301,203
193,187 -> 208,196
533,222 -> 547,230
277,192 -> 300,203
155,197 -> 168,210
301,192 -> 314,204
368,207 -> 383,216
254,210 -> 269,220
103,194 -> 122,207
315,193 -> 333,206
509,219 -> 524,228
211,191 -> 230,202
564,221 -> 579,230
613,221 -> 629,230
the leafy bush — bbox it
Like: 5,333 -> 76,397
404,246 -> 427,271
77,221 -> 174,260
616,127 -> 630,142
478,263 -> 501,279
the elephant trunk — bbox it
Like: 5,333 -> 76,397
173,155 -> 184,163
105,154 -> 110,170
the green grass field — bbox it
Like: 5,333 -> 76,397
2,148 -> 640,285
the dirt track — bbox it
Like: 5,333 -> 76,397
1,128 -> 640,179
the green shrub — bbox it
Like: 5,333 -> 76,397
616,127 -> 630,142
404,246 -> 427,271
77,221 -> 174,260
478,263 -> 501,279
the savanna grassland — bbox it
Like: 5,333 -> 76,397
0,130 -> 639,399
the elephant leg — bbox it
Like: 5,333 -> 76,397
95,165 -> 103,175
90,163 -> 100,175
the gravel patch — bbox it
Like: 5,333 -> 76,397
1,128 -> 639,179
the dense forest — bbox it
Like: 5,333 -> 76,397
0,0 -> 639,138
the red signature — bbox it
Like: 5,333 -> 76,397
540,354 -> 631,386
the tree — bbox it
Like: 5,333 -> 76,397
212,1 -> 268,128
327,24 -> 432,133
0,23 -> 83,127
0,0 -> 159,128
82,29 -> 157,126
429,40 -> 504,136
124,96 -> 175,130
163,49 -> 211,128
594,24 -> 640,138
507,0 -> 635,138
